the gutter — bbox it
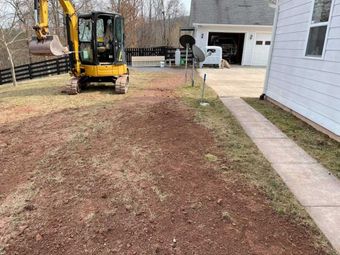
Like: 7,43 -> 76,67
192,23 -> 273,29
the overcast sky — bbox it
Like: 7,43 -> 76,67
182,0 -> 191,13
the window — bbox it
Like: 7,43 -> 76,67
79,18 -> 92,42
306,0 -> 333,57
265,41 -> 271,45
96,19 -> 105,41
256,41 -> 263,45
115,17 -> 123,43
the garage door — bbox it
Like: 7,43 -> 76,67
252,33 -> 271,66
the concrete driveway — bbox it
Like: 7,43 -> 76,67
197,66 -> 266,98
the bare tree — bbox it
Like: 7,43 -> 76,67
0,1 -> 28,86
0,0 -> 189,73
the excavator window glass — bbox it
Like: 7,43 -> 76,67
79,18 -> 94,63
115,18 -> 123,42
114,16 -> 124,63
79,19 -> 92,42
97,16 -> 114,64
96,19 -> 105,42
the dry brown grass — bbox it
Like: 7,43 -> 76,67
0,70 -> 161,125
178,78 -> 336,254
245,98 -> 340,179
0,69 -> 164,253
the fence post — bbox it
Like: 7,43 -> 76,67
65,57 -> 69,72
28,64 -> 33,79
56,58 -> 60,74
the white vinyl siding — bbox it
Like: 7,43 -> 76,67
266,0 -> 340,136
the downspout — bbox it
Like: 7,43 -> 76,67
260,1 -> 280,100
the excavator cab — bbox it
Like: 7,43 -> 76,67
78,12 -> 125,66
29,12 -> 125,65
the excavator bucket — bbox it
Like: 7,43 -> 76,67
29,35 -> 69,56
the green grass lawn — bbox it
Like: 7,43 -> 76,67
245,98 -> 340,179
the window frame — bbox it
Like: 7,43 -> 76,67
304,0 -> 334,59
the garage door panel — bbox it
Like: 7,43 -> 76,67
252,33 -> 272,66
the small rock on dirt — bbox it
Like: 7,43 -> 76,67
222,211 -> 232,222
35,234 -> 43,241
205,153 -> 218,162
171,238 -> 177,248
24,204 -> 36,211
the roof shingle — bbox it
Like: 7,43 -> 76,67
190,0 -> 275,26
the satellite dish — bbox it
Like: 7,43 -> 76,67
180,35 -> 196,48
192,45 -> 206,63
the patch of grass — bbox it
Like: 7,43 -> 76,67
221,211 -> 233,223
0,182 -> 38,249
0,182 -> 37,216
178,77 -> 336,254
151,186 -> 169,202
205,153 -> 218,162
245,98 -> 340,178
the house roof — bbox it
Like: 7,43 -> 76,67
190,0 -> 275,26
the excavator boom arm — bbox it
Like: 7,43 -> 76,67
31,0 -> 80,75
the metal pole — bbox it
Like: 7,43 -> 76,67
185,44 -> 189,82
118,0 -> 121,13
201,73 -> 207,103
191,58 -> 195,87
200,74 -> 209,106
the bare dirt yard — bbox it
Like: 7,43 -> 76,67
0,69 -> 335,254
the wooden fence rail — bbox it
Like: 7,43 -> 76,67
0,57 -> 69,85
0,47 -> 192,85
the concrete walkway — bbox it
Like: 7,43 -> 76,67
197,67 -> 265,97
221,97 -> 340,253
199,68 -> 340,253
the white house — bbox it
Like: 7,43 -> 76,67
264,0 -> 340,140
190,0 -> 275,66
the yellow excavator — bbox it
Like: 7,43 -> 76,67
29,0 -> 129,95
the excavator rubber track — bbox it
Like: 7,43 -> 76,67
62,77 -> 80,95
115,75 -> 129,94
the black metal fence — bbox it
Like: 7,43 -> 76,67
0,47 -> 192,85
0,57 -> 69,85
